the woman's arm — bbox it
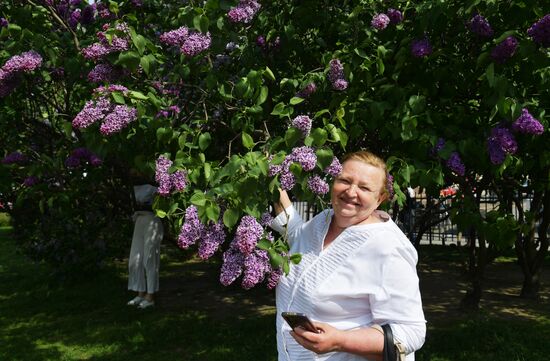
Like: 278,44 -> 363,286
274,189 -> 292,216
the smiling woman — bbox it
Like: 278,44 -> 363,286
271,150 -> 426,361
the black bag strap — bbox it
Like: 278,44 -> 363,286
382,324 -> 397,361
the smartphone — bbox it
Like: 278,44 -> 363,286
281,312 -> 319,333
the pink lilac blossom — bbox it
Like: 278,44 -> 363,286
155,155 -> 173,196
491,36 -> 518,64
2,151 -> 27,164
467,14 -> 494,38
279,170 -> 296,191
446,152 -> 465,176
371,13 -> 390,30
0,18 -> 8,27
72,97 -> 112,129
387,9 -> 403,24
99,104 -> 137,135
198,221 -> 226,260
307,175 -> 329,195
220,243 -> 245,286
94,84 -> 128,95
260,212 -> 274,227
266,267 -> 283,289
487,125 -> 518,165
328,59 -> 348,90
242,249 -> 270,289
323,157 -> 343,177
170,170 -> 188,192
291,115 -> 312,137
235,215 -> 264,255
159,26 -> 190,46
69,9 -> 81,28
1,50 -> 43,74
290,146 -> 317,171
411,38 -> 432,57
527,14 -> 550,48
177,205 -> 206,249
22,176 -> 39,187
227,0 -> 261,24
181,32 -> 212,57
512,108 -> 544,135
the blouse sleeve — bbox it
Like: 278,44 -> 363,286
368,233 -> 426,354
269,205 -> 304,246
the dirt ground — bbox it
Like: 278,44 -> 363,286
155,245 -> 550,324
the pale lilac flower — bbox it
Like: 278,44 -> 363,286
323,157 -> 342,177
291,115 -> 312,137
386,174 -> 394,200
155,155 -> 172,196
307,175 -> 329,195
178,205 -> 206,249
242,250 -> 270,289
371,13 -> 390,30
512,108 -> 544,135
235,215 -> 263,255
266,267 -> 283,289
171,170 -> 188,192
198,221 -> 226,260
1,50 -> 43,73
290,146 -> 317,171
491,36 -> 518,64
411,38 -> 432,57
88,63 -> 119,83
446,152 -> 465,176
220,242 -> 245,286
181,32 -> 211,57
296,82 -> 317,98
279,170 -> 296,191
467,14 -> 494,38
260,212 -> 274,227
527,14 -> 550,48
227,0 -> 261,24
72,97 -> 112,129
99,105 -> 137,135
159,26 -> 189,47
387,9 -> 403,24
332,79 -> 348,90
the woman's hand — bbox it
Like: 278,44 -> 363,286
290,322 -> 345,354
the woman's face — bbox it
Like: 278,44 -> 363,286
330,159 -> 386,227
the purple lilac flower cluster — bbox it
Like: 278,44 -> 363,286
291,115 -> 312,137
227,0 -> 261,24
72,90 -> 137,136
49,0 -> 95,29
446,152 -> 466,176
65,147 -> 102,168
0,50 -> 43,97
307,175 -> 329,195
0,18 -> 8,27
387,8 -> 403,24
512,108 -> 544,135
411,38 -> 432,58
154,155 -> 188,196
467,14 -> 494,38
371,13 -> 390,30
328,59 -> 348,91
81,23 -> 130,61
256,35 -> 281,53
159,26 -> 211,57
156,105 -> 181,118
527,14 -> 550,48
2,151 -> 27,165
177,205 -> 207,249
220,215 -> 281,289
296,82 -> 317,98
491,36 -> 518,64
22,176 -> 39,187
386,174 -> 395,200
486,125 -> 518,165
323,157 -> 343,177
87,63 -> 120,83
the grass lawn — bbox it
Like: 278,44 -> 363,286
1,226 -> 549,361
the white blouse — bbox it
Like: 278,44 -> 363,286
271,206 -> 426,361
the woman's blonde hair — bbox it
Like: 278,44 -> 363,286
341,150 -> 390,200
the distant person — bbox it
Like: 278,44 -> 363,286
271,150 -> 426,360
127,178 -> 163,309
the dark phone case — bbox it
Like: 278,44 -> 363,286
281,312 -> 318,333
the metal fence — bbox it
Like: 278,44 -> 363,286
293,189 -> 540,246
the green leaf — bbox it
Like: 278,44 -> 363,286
140,56 -> 150,75
257,238 -> 272,250
223,208 -> 240,228
256,85 -> 269,105
377,58 -> 385,75
204,163 -> 212,181
129,90 -> 149,100
310,128 -> 328,146
205,202 -> 220,222
290,97 -> 305,105
268,249 -> 284,268
486,63 -> 495,87
111,92 -> 126,105
116,51 -> 141,71
271,102 -> 285,115
289,253 -> 302,264
264,66 -> 276,81
190,192 -> 207,206
155,210 -> 167,218
242,132 -> 255,149
198,132 -> 212,150
284,127 -> 302,147
316,148 -> 334,169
